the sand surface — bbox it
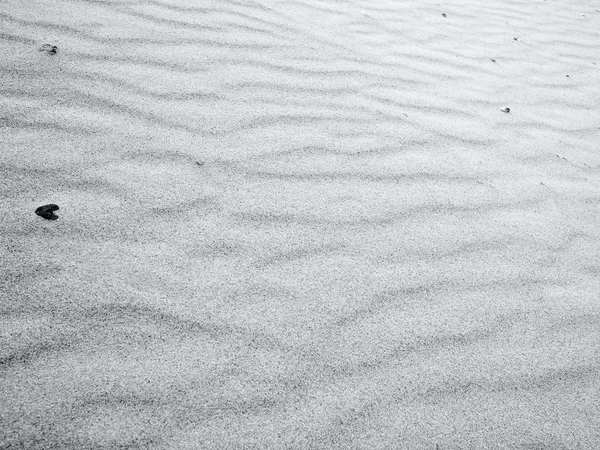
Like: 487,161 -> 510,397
2,0 -> 600,448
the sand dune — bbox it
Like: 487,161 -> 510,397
2,0 -> 600,448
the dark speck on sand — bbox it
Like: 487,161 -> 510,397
39,44 -> 57,54
35,204 -> 60,220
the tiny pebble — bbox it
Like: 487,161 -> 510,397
442,13 -> 447,17
35,204 -> 60,220
491,59 -> 496,62
501,107 -> 510,113
513,37 -> 518,41
39,44 -> 57,54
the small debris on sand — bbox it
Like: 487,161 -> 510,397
491,59 -> 497,62
35,204 -> 60,220
39,44 -> 58,54
195,161 -> 205,167
501,107 -> 510,113
513,37 -> 519,41
442,13 -> 447,17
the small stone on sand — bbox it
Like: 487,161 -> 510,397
35,204 -> 60,220
501,107 -> 510,113
442,13 -> 447,17
39,44 -> 57,54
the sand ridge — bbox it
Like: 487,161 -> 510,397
2,0 -> 600,448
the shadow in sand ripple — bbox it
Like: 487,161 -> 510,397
83,303 -> 296,354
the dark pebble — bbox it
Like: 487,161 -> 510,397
39,44 -> 57,54
501,107 -> 510,113
35,204 -> 59,220
442,13 -> 447,17
491,59 -> 496,62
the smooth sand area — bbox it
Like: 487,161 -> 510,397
2,0 -> 600,448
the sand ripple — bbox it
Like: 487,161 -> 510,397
2,0 -> 600,448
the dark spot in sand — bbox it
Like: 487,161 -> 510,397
35,204 -> 59,220
491,59 -> 496,62
501,107 -> 510,113
195,161 -> 204,167
513,37 -> 518,41
566,74 -> 570,77
39,44 -> 57,54
442,13 -> 446,17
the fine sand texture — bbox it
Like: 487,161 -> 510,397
2,0 -> 600,448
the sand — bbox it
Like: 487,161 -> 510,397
1,0 -> 600,448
